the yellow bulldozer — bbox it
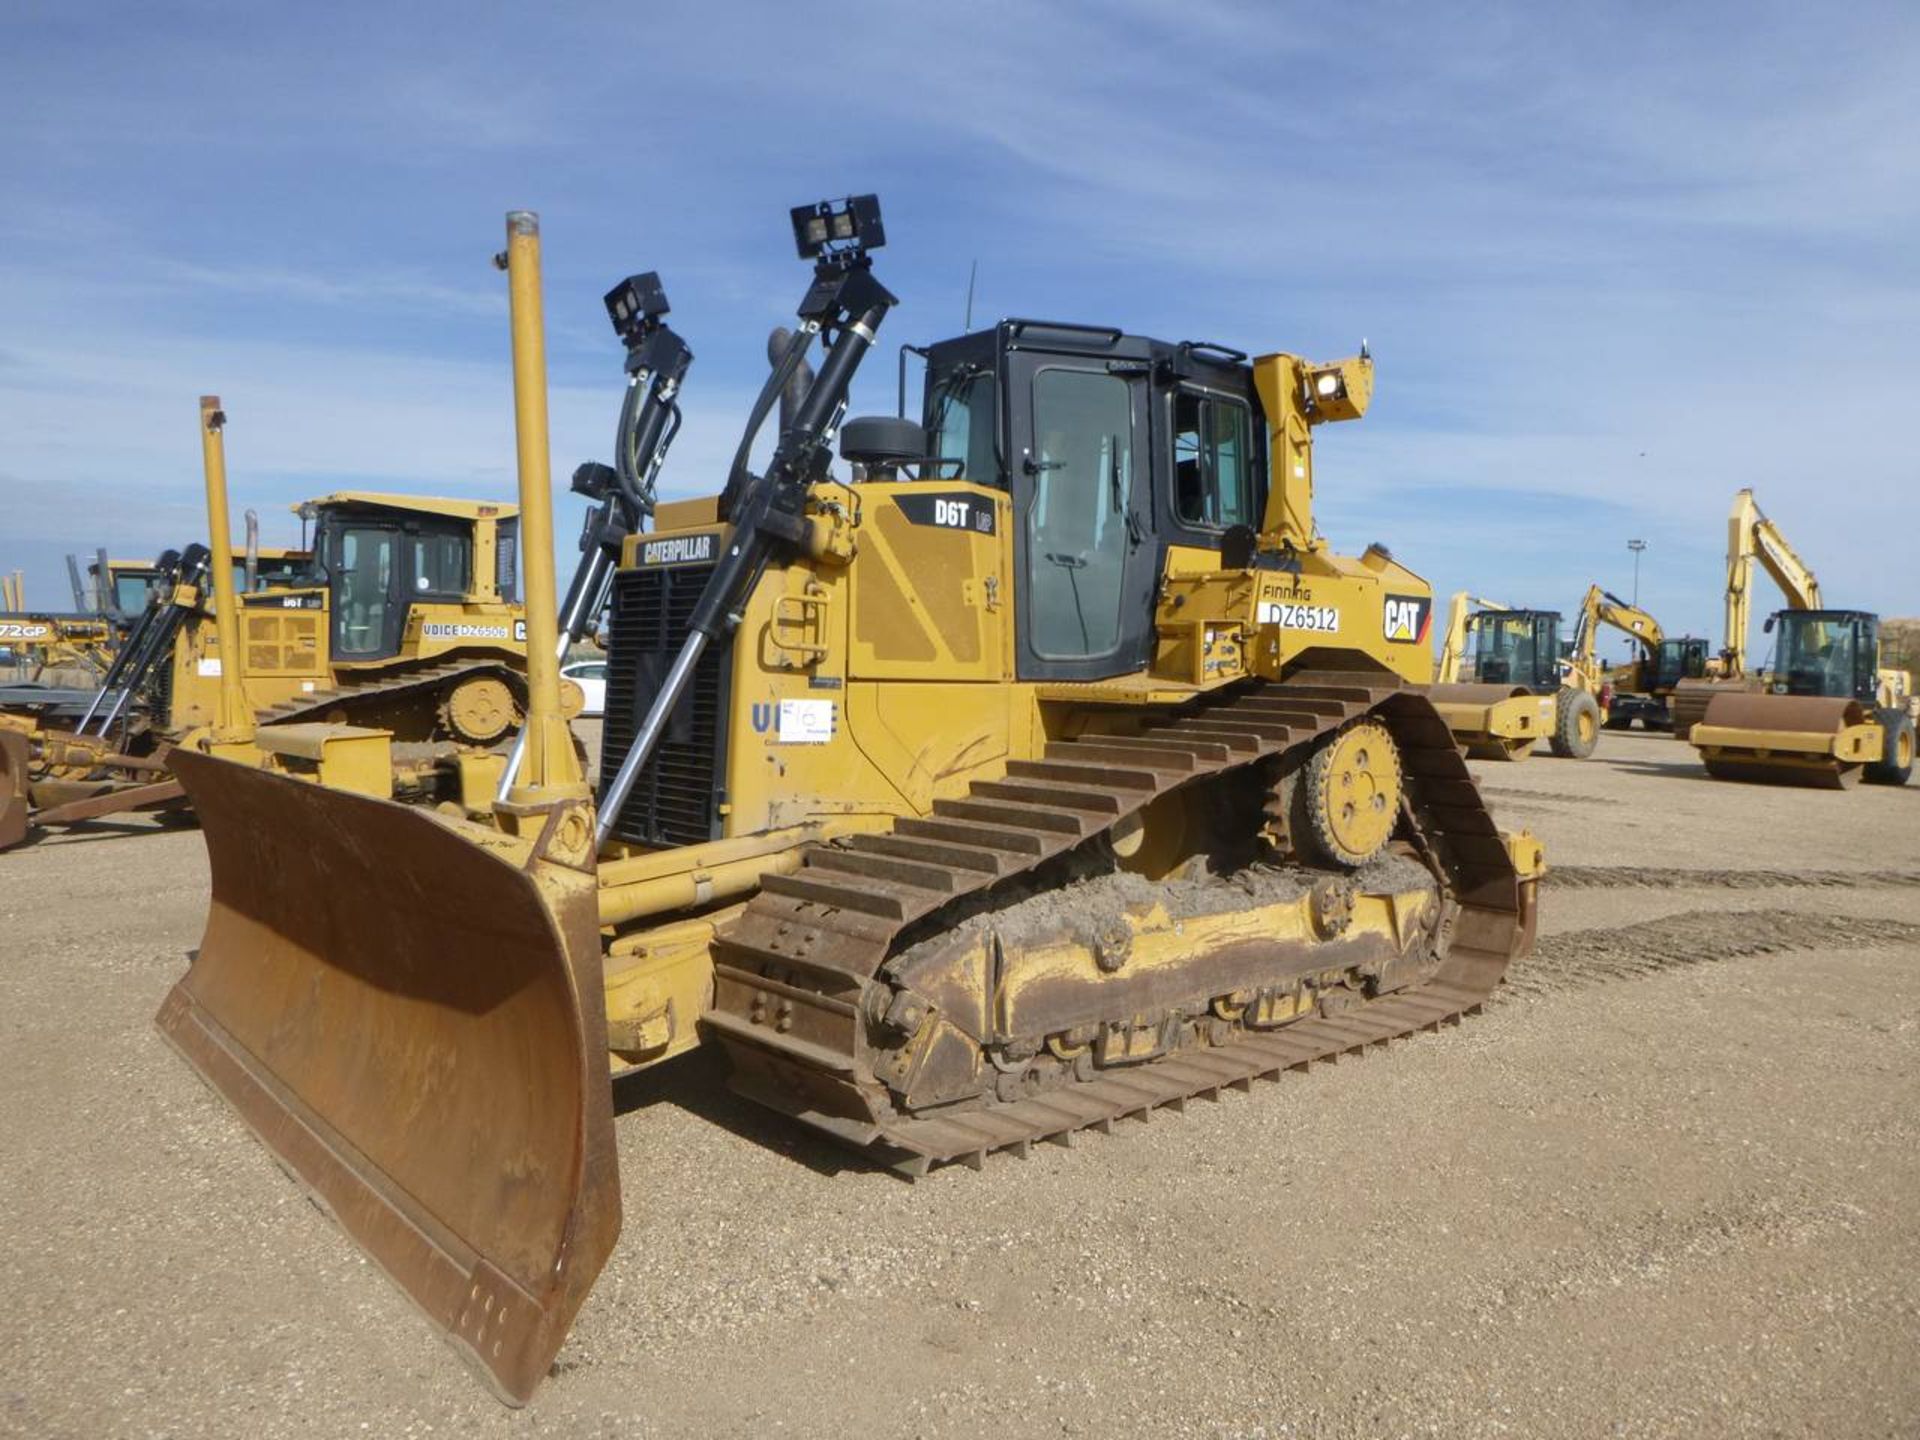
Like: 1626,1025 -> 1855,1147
155,201 -> 1542,1403
0,416 -> 534,849
1427,593 -> 1605,760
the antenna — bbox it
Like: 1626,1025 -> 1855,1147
963,258 -> 978,331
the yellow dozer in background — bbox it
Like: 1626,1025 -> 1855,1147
1428,593 -> 1605,760
1687,608 -> 1915,787
0,415 -> 534,849
156,200 -> 1542,1403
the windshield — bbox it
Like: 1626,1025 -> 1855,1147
112,573 -> 154,614
1775,615 -> 1863,698
1654,638 -> 1705,687
929,367 -> 996,483
1468,613 -> 1552,688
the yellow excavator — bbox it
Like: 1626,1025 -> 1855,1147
1566,584 -> 1710,732
1672,489 -> 1914,787
1669,488 -> 1819,739
1687,610 -> 1915,787
155,201 -> 1542,1403
0,421 -> 534,849
1428,593 -> 1604,760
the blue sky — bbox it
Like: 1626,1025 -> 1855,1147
2,1 -> 1914,662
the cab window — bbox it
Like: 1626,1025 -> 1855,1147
929,368 -> 996,483
114,574 -> 153,613
1172,391 -> 1254,529
409,530 -> 470,597
335,527 -> 397,657
1026,367 -> 1135,660
495,518 -> 519,602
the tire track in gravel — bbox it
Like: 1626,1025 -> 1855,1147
1477,785 -> 1620,806
1546,865 -> 1920,890
1505,909 -> 1920,998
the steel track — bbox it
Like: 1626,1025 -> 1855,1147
252,657 -> 526,739
707,669 -> 1534,1175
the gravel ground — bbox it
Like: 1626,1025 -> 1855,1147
2,726 -> 1916,1438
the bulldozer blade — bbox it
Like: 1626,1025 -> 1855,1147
155,748 -> 619,1404
0,727 -> 29,850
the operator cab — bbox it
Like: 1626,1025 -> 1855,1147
1463,609 -> 1562,692
1649,635 -> 1709,690
1764,609 -> 1880,702
89,559 -> 167,622
305,495 -> 519,662
908,322 -> 1265,682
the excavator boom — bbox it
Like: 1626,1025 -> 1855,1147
1673,488 -> 1825,738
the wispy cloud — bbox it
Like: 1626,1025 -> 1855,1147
1,1 -> 1914,643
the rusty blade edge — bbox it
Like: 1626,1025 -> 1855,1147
154,981 -> 554,1406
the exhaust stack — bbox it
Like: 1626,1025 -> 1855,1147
500,211 -> 585,804
198,397 -> 254,744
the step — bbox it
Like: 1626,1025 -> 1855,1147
970,778 -> 1123,814
806,847 -> 958,893
758,871 -> 927,920
1085,734 -> 1232,765
1161,724 -> 1263,753
1045,740 -> 1197,773
847,831 -> 1011,875
932,797 -> 1091,836
1005,758 -> 1161,792
895,816 -> 1048,855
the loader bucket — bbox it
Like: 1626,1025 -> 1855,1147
155,748 -> 619,1404
1690,692 -> 1873,789
1,727 -> 29,850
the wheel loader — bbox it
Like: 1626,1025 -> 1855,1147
155,200 -> 1543,1404
1428,593 -> 1604,760
1688,608 -> 1916,787
0,413 -> 538,850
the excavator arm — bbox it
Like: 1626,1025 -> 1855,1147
1570,583 -> 1662,671
1724,488 -> 1821,675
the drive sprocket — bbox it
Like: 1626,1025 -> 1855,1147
1290,717 -> 1402,868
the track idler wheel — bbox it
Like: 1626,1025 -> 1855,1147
441,675 -> 522,745
1290,718 -> 1402,868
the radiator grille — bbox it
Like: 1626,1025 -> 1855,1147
599,563 -> 728,847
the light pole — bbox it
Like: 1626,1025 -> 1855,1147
1627,538 -> 1647,606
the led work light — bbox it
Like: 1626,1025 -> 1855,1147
604,272 -> 669,347
791,195 -> 885,262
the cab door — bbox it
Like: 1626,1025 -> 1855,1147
327,520 -> 403,660
1007,353 -> 1155,681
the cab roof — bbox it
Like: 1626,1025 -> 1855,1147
296,492 -> 519,522
1773,608 -> 1877,622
